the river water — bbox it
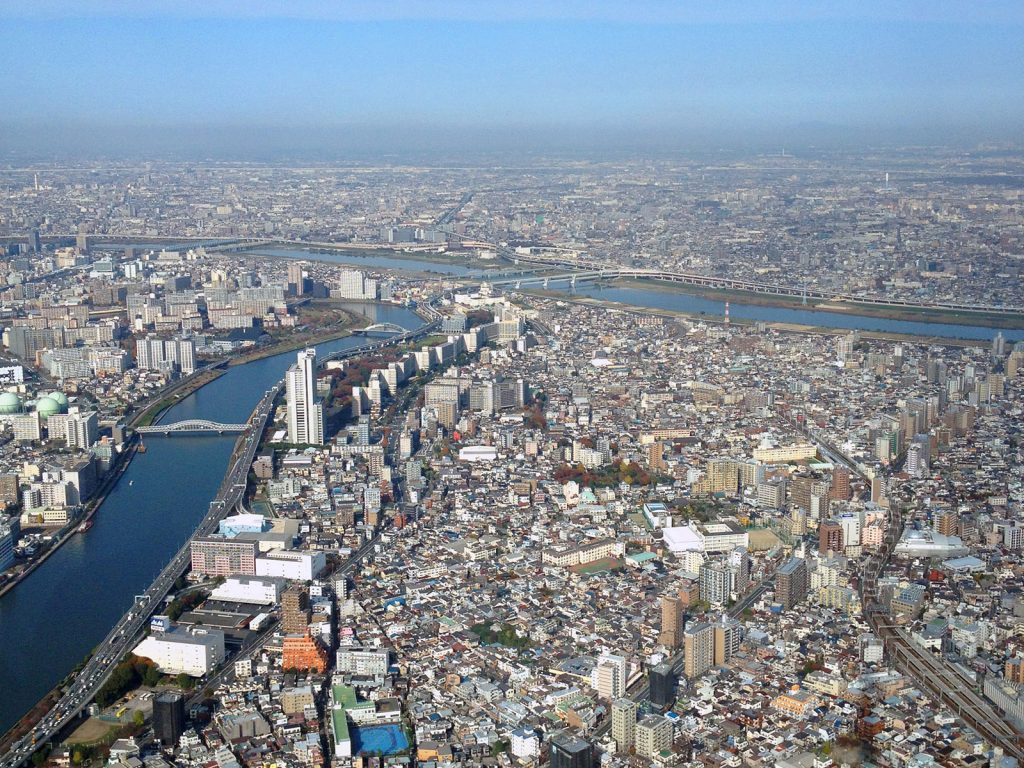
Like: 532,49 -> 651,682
254,247 -> 1018,342
558,282 -> 1021,343
0,304 -> 422,734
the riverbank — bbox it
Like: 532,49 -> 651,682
0,389 -> 274,750
244,244 -> 497,277
226,313 -> 363,367
530,290 -> 994,349
0,362 -> 226,601
248,241 -> 482,264
0,306 -> 368,605
607,277 -> 1024,330
131,367 -> 227,428
0,303 -> 431,754
0,436 -> 138,600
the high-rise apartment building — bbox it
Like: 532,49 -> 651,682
165,337 -> 196,375
635,715 -> 673,759
136,336 -> 195,375
819,520 -> 844,554
281,585 -> 311,634
699,561 -> 731,606
830,466 -> 851,501
190,537 -> 257,577
714,615 -> 742,665
611,698 -> 637,753
0,522 -> 16,572
335,270 -> 377,300
728,546 -> 751,596
286,348 -> 324,444
46,410 -> 98,449
648,662 -> 676,708
648,440 -> 667,471
659,595 -> 685,649
288,262 -> 307,296
934,510 -> 959,537
776,557 -> 809,610
591,652 -> 627,699
683,622 -> 714,679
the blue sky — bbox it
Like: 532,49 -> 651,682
1,1 -> 1022,149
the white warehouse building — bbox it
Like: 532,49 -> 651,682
254,550 -> 326,581
133,626 -> 225,677
209,575 -> 287,605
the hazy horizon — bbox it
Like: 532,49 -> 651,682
2,1 -> 1023,159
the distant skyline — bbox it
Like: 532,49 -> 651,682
2,1 -> 1023,156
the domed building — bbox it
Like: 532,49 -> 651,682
47,391 -> 70,413
35,396 -> 61,419
0,392 -> 22,415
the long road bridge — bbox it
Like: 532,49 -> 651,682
15,231 -> 1021,317
482,260 -> 1024,317
135,419 -> 249,435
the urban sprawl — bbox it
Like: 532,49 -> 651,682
0,152 -> 1023,768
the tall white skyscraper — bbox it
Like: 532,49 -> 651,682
136,337 -> 164,370
166,337 -> 196,375
591,651 -> 627,699
286,348 -> 324,444
335,270 -> 377,300
136,336 -> 195,375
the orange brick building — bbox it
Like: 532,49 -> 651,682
283,633 -> 329,673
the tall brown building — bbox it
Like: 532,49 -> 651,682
288,262 -> 306,296
1006,658 -> 1024,684
713,616 -> 742,666
0,473 -> 19,507
659,595 -> 685,649
678,579 -> 700,607
819,520 -> 844,554
776,557 -> 809,611
281,586 -> 311,634
830,467 -> 851,502
648,441 -> 667,471
934,510 -> 959,537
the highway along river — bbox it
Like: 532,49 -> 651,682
254,247 -> 1018,342
0,303 -> 422,734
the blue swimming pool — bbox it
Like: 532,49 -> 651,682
352,724 -> 410,756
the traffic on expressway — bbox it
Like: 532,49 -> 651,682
0,313 -> 441,768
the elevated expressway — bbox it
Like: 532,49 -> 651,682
0,312 -> 441,768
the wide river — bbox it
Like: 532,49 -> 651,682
0,303 -> 422,734
257,247 -> 1020,343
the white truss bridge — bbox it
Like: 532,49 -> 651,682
136,419 -> 249,435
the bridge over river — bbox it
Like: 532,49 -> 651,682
135,419 -> 249,435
